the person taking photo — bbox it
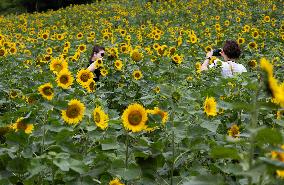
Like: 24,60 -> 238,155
201,40 -> 247,77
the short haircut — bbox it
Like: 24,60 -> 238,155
92,45 -> 105,54
223,40 -> 241,59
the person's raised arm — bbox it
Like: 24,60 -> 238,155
201,50 -> 213,71
87,62 -> 96,72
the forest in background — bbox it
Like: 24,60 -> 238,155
0,0 -> 97,15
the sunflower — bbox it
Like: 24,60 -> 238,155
248,60 -> 257,68
205,45 -> 212,52
237,37 -> 245,45
95,59 -> 103,69
77,44 -> 86,53
153,34 -> 161,40
172,54 -> 182,64
228,124 -> 240,138
122,103 -> 148,132
119,29 -> 127,37
153,86 -> 160,93
56,34 -> 64,41
41,32 -> 49,40
276,170 -> 284,179
114,60 -> 123,71
195,62 -> 201,73
76,69 -> 94,86
131,49 -> 143,62
61,99 -> 85,125
271,145 -> 284,178
260,58 -> 273,77
46,47 -> 52,55
133,70 -> 143,80
248,42 -> 258,50
64,41 -> 71,48
100,68 -> 108,77
50,58 -> 68,74
38,83 -> 54,100
269,78 -> 284,107
93,106 -> 109,130
56,69 -> 74,89
10,117 -> 34,134
109,178 -> 125,185
252,31 -> 260,39
103,34 -> 110,40
9,47 -> 17,55
85,79 -> 96,93
190,35 -> 197,43
9,90 -> 18,99
76,32 -> 83,39
0,47 -> 7,57
169,47 -> 176,55
120,44 -> 129,53
263,15 -> 270,22
153,43 -> 160,50
204,97 -> 217,116
224,20 -> 230,26
147,107 -> 169,125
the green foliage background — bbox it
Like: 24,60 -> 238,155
0,0 -> 284,184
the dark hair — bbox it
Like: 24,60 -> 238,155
92,45 -> 105,54
223,40 -> 241,59
89,45 -> 105,63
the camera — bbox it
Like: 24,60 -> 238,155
212,49 -> 222,56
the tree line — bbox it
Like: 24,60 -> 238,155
0,0 -> 100,15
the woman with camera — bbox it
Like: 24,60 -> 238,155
200,40 -> 247,77
87,45 -> 105,82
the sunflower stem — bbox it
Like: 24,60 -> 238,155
170,129 -> 175,185
248,80 -> 260,185
125,131 -> 129,168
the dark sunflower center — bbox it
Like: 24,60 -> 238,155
231,128 -> 238,136
60,75 -> 69,84
128,111 -> 142,126
42,86 -> 53,96
0,49 -> 5,56
250,43 -> 256,47
66,105 -> 80,118
94,112 -> 101,123
89,81 -> 95,91
80,73 -> 90,82
11,91 -> 17,97
135,73 -> 140,78
17,121 -> 27,130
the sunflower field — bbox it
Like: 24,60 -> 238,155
0,0 -> 284,184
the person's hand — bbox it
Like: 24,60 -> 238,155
206,50 -> 213,58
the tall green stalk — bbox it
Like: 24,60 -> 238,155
125,132 -> 129,168
248,82 -> 260,185
170,129 -> 175,185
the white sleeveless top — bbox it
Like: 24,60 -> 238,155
209,60 -> 247,77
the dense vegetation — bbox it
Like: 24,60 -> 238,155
0,0 -> 284,184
